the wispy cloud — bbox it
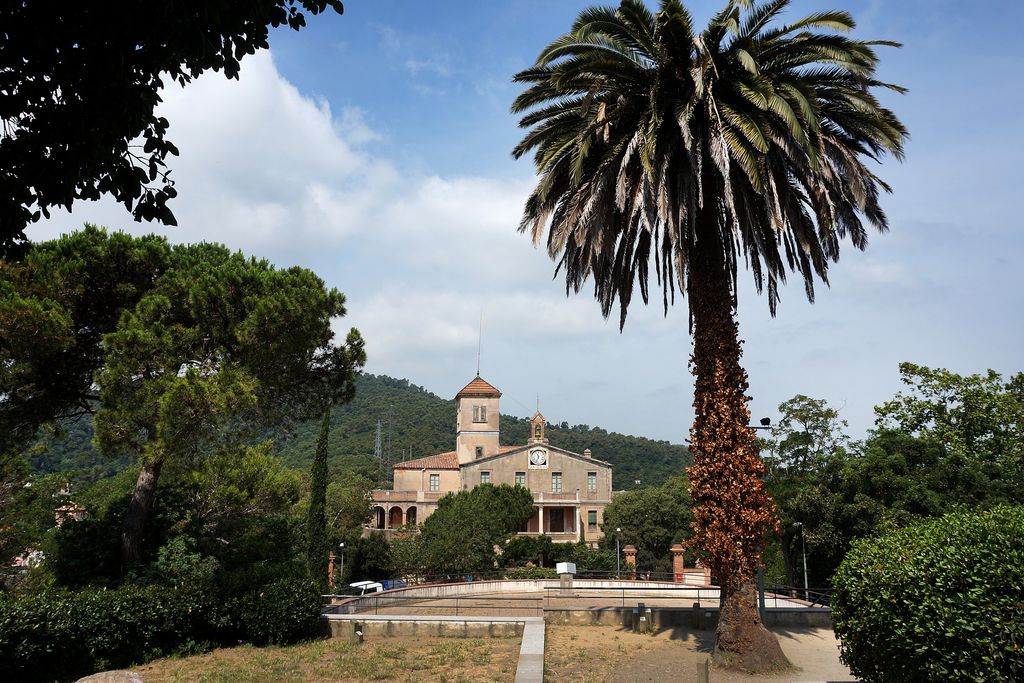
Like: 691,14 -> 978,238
411,83 -> 445,97
376,24 -> 401,51
404,57 -> 451,78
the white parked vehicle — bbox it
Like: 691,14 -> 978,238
347,580 -> 384,595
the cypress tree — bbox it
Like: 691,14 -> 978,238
307,406 -> 331,585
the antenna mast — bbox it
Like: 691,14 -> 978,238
385,404 -> 394,487
476,307 -> 483,376
374,419 -> 384,484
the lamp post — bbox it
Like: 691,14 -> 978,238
615,527 -> 621,579
339,542 -> 346,585
794,522 -> 808,602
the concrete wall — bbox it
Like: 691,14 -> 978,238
323,604 -> 832,637
393,468 -> 459,495
544,606 -> 833,630
324,617 -> 524,641
326,579 -> 721,614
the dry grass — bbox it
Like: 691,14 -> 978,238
131,625 -> 851,683
543,624 -> 853,683
132,636 -> 520,683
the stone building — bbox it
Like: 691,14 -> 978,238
368,375 -> 613,546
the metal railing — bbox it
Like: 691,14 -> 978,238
542,584 -> 831,611
542,584 -> 720,610
323,594 -> 543,617
335,569 -> 687,587
323,580 -> 831,619
765,586 -> 833,608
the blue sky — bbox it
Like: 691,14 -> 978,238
35,0 -> 1024,447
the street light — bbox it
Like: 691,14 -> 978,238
794,523 -> 808,602
339,542 -> 346,584
615,528 -> 621,579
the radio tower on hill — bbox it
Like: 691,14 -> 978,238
374,419 -> 384,484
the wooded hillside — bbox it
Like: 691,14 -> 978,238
31,374 -> 691,489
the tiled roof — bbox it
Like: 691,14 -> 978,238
393,451 -> 459,470
455,375 -> 501,399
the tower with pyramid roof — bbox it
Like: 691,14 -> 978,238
454,375 -> 502,464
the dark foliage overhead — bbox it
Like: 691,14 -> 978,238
0,1 -> 344,254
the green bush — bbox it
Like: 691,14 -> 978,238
214,558 -> 308,598
550,541 -> 617,572
503,566 -> 558,580
230,576 -> 323,645
0,584 -> 213,683
502,534 -> 555,567
0,570 -> 323,681
832,506 -> 1024,682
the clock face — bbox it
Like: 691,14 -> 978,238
529,448 -> 547,466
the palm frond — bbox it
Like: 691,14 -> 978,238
510,0 -> 907,324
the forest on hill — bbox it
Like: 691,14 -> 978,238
29,373 -> 691,489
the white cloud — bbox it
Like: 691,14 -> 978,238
376,25 -> 401,52
30,38 -> 1024,447
335,107 -> 383,146
842,259 -> 910,285
411,83 -> 446,97
404,57 -> 451,77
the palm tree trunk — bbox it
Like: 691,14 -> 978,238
687,218 -> 789,672
121,458 -> 163,568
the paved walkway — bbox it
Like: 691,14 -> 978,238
515,618 -> 545,683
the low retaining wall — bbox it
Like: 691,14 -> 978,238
322,614 -> 529,641
326,579 -> 718,614
545,606 -> 832,630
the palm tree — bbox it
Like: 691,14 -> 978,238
511,0 -> 906,670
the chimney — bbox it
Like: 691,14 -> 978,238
584,448 -> 592,458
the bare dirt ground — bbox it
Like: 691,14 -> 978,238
544,624 -> 856,683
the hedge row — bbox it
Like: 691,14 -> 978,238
832,506 -> 1024,682
0,576 -> 322,683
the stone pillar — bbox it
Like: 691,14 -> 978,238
539,506 -> 544,534
402,507 -> 408,526
623,545 -> 637,580
328,551 -> 336,592
671,544 -> 685,583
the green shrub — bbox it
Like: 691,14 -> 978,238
550,541 -> 617,571
0,565 -> 325,681
213,558 -> 308,598
502,535 -> 555,567
0,584 -> 214,683
832,506 -> 1024,682
230,576 -> 323,645
503,566 -> 558,580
